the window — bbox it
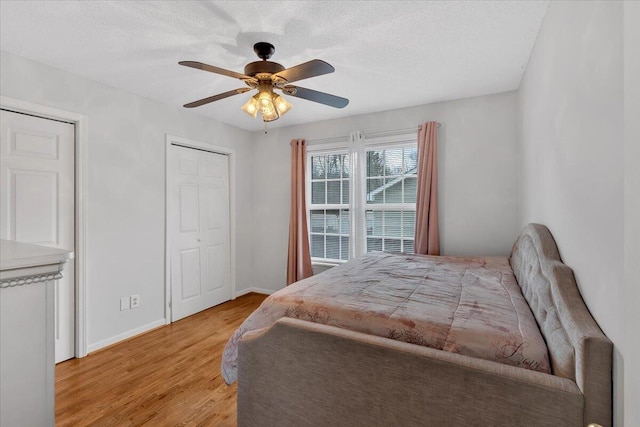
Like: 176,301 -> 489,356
307,133 -> 417,264
365,146 -> 417,254
309,152 -> 351,262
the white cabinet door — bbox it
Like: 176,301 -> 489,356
0,109 -> 75,363
169,144 -> 231,321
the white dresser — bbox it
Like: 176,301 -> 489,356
0,239 -> 73,427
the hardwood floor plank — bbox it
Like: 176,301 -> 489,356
56,293 -> 267,427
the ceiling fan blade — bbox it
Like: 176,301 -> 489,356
273,59 -> 335,83
284,86 -> 349,109
179,61 -> 255,82
183,88 -> 251,108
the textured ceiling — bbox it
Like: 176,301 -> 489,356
0,1 -> 548,131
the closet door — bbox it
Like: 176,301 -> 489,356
0,109 -> 75,363
169,144 -> 231,321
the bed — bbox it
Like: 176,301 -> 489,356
225,224 -> 612,426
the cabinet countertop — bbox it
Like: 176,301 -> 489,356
0,239 -> 74,271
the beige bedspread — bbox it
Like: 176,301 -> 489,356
222,252 -> 550,384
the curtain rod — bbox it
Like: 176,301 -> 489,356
364,123 -> 441,139
307,135 -> 350,145
308,122 -> 441,145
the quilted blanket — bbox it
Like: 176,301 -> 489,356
222,252 -> 550,384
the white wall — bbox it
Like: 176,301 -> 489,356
0,50 -> 254,351
518,1 -> 631,424
623,2 -> 640,426
252,91 -> 519,292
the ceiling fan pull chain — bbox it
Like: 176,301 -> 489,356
264,121 -> 268,134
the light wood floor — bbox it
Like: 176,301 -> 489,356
56,293 -> 267,427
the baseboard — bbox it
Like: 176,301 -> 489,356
87,318 -> 166,354
235,287 -> 275,297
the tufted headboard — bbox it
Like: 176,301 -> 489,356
510,223 -> 612,426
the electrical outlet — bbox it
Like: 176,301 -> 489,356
130,294 -> 140,309
120,297 -> 130,311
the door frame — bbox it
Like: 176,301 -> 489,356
0,95 -> 89,358
164,134 -> 237,324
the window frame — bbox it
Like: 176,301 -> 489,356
306,145 -> 352,264
362,142 -> 418,255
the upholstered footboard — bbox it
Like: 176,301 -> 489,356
238,318 -> 585,427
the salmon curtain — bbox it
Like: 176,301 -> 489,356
286,139 -> 313,285
414,122 -> 440,255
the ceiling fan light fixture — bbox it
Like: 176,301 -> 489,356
241,95 -> 259,118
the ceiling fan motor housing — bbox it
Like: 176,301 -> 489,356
244,61 -> 285,78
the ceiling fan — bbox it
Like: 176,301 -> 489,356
179,42 -> 349,123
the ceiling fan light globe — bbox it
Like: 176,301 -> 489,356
273,94 -> 292,116
241,95 -> 259,118
262,108 -> 280,122
257,90 -> 276,114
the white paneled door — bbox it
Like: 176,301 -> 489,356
169,144 -> 231,321
0,109 -> 75,363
